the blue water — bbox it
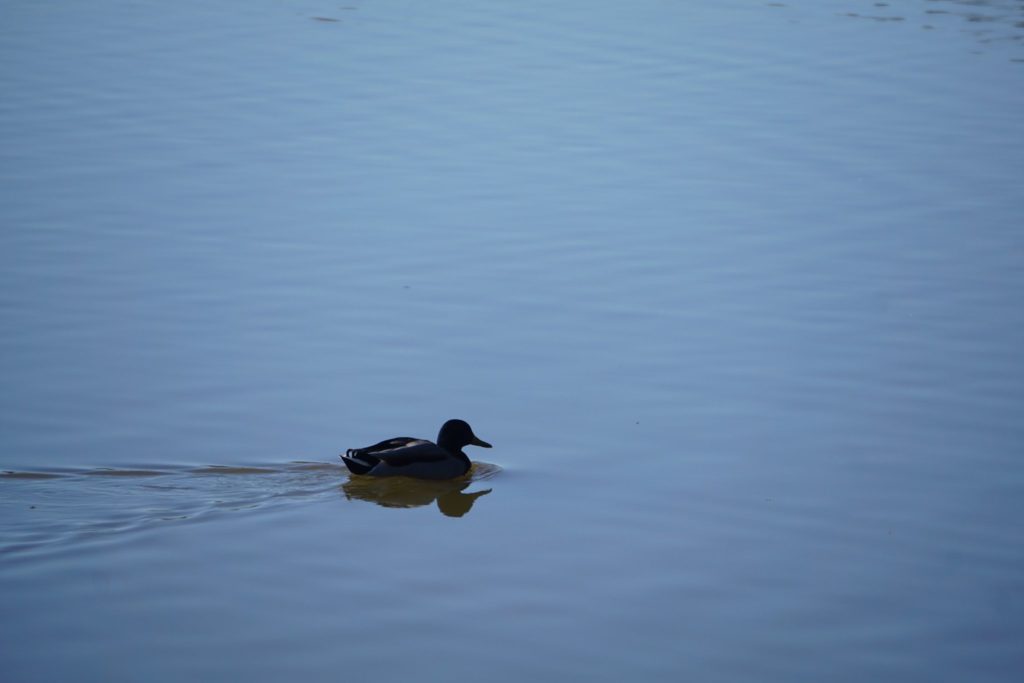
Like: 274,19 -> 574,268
2,1 -> 1023,681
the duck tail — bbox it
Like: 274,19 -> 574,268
340,450 -> 375,475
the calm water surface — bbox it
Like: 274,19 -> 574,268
2,1 -> 1023,681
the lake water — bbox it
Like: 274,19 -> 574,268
2,1 -> 1023,680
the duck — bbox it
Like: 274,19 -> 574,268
341,419 -> 492,480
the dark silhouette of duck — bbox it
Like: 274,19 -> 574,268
341,419 -> 492,480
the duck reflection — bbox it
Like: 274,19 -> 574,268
340,463 -> 499,518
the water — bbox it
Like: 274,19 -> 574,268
2,1 -> 1023,680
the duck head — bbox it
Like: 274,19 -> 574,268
437,419 -> 492,454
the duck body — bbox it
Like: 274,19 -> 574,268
341,419 -> 492,480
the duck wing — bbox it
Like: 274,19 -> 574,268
342,437 -> 459,477
349,437 -> 421,456
345,438 -> 449,465
370,440 -> 452,467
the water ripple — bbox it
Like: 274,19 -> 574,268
0,461 -> 502,558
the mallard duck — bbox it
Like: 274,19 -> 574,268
340,419 -> 492,480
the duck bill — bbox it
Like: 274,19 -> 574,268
470,435 -> 492,449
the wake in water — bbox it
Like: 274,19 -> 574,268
0,461 -> 501,557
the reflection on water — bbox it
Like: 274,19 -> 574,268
341,462 -> 500,517
0,461 -> 502,556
